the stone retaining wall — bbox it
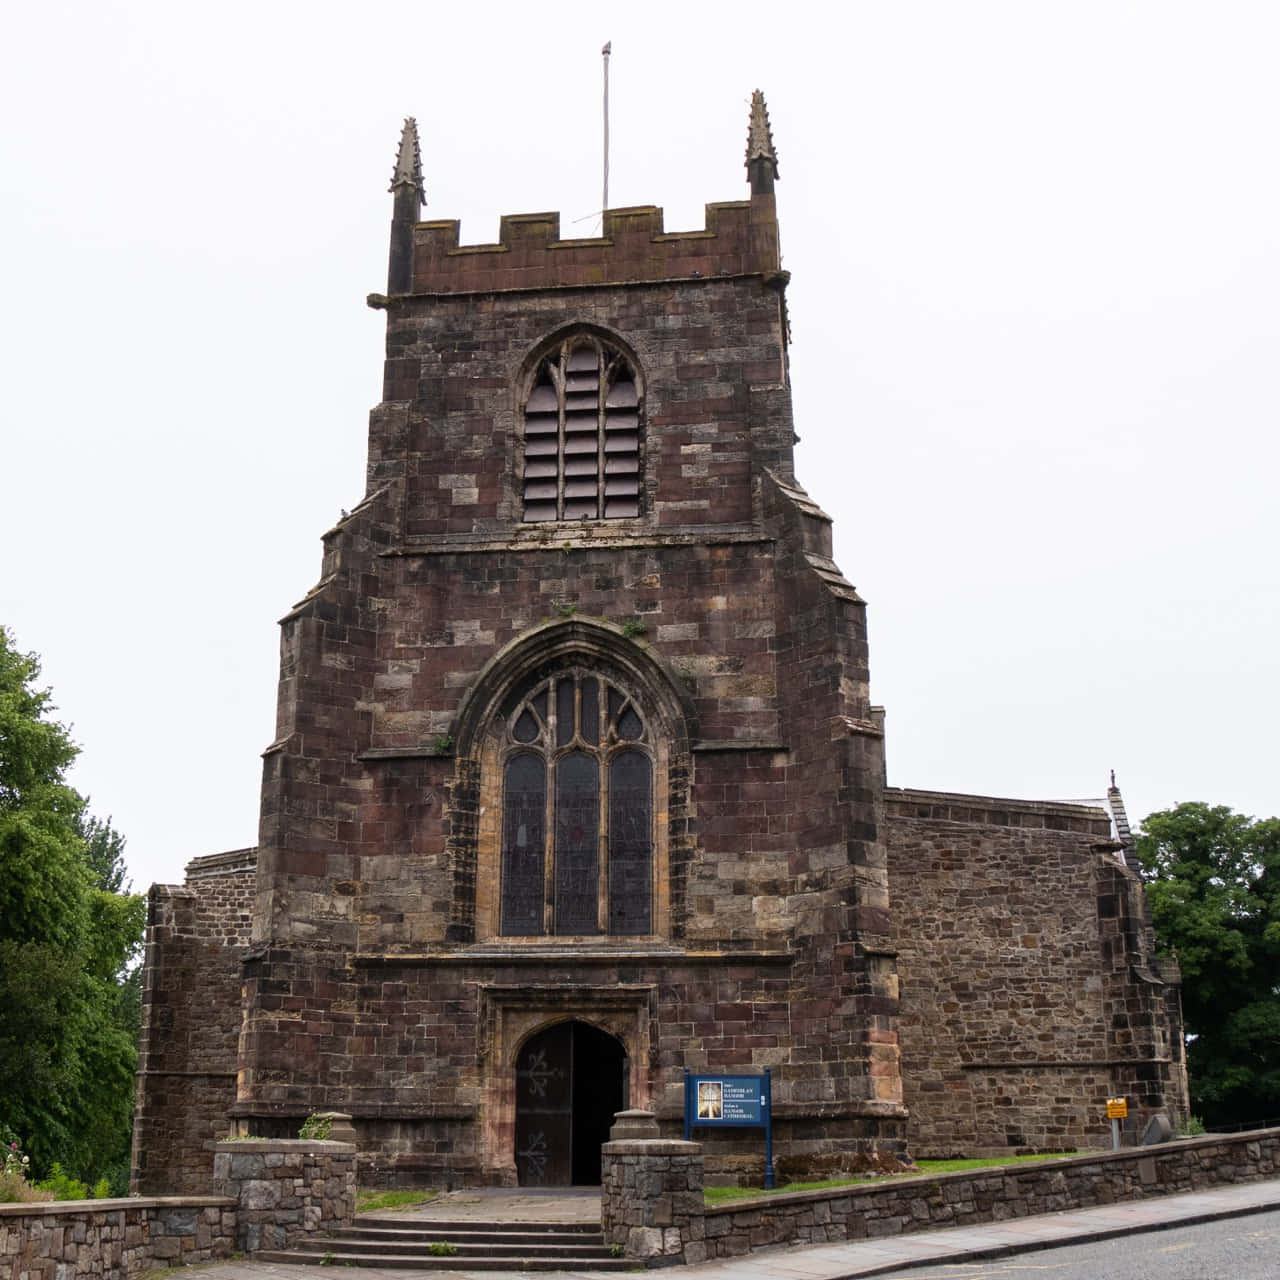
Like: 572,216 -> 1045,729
213,1139 -> 356,1252
603,1127 -> 1280,1265
0,1197 -> 235,1280
0,1138 -> 356,1280
701,1128 -> 1280,1260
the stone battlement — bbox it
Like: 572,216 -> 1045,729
410,197 -> 781,295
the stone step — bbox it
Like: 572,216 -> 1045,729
291,1235 -> 614,1259
354,1216 -> 601,1236
255,1249 -> 632,1271
259,1211 -> 626,1269
342,1228 -> 603,1245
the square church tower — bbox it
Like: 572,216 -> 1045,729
133,96 -> 1186,1192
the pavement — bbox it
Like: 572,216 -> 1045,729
383,1186 -> 604,1224
185,1177 -> 1280,1280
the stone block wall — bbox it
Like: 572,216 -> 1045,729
0,1197 -> 234,1280
232,943 -> 894,1187
886,789 -> 1185,1156
0,1139 -> 354,1279
700,1128 -> 1280,1259
131,849 -> 257,1193
376,288 -> 790,536
212,1140 -> 356,1253
602,1127 -> 1278,1264
600,1138 -> 705,1265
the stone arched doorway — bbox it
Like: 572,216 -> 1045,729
514,1020 -> 627,1185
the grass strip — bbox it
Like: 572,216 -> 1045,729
356,1188 -> 438,1213
703,1151 -> 1082,1204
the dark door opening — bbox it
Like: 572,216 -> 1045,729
514,1020 -> 626,1185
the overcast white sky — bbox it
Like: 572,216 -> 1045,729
2,2 -> 1277,893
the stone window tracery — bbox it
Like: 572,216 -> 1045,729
521,336 -> 641,522
499,668 -> 653,936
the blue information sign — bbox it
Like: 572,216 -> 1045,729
683,1068 -> 774,1188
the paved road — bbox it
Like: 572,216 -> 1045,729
865,1208 -> 1280,1279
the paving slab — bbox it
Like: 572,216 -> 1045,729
180,1177 -> 1280,1280
386,1187 -> 601,1224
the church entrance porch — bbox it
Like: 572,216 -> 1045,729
514,1021 -> 626,1186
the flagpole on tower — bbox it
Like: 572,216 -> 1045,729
602,40 -> 612,216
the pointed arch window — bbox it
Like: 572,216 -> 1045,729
521,336 -> 641,522
500,669 -> 653,935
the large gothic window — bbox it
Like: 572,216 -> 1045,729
500,668 -> 653,936
521,336 -> 641,522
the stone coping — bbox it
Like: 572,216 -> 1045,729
603,1140 -> 702,1155
215,1139 -> 356,1152
884,786 -> 1111,827
185,847 -> 259,877
702,1127 -> 1280,1217
227,1101 -> 474,1121
0,1196 -> 234,1217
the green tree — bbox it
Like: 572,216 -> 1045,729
1137,802 -> 1280,1130
0,627 -> 145,1190
79,812 -> 129,894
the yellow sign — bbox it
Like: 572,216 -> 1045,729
1106,1097 -> 1128,1119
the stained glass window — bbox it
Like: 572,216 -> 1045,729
555,752 -> 599,934
501,754 -> 546,935
498,669 -> 654,936
609,750 -> 652,935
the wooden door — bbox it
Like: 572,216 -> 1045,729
515,1022 -> 573,1186
514,1021 -> 626,1186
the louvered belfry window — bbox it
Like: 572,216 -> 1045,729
522,337 -> 641,522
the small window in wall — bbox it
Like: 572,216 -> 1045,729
499,669 -> 653,935
522,336 -> 641,522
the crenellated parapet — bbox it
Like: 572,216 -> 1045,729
409,198 -> 781,295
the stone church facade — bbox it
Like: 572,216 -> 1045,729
131,96 -> 1187,1193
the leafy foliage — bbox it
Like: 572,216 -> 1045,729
298,1113 -> 333,1141
80,813 -> 129,894
1137,802 -> 1280,1130
33,1162 -> 91,1201
0,627 -> 144,1191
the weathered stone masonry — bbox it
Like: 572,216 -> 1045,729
887,790 -> 1186,1158
5,1139 -> 354,1280
131,849 -> 255,1194
133,99 -> 1186,1192
600,1126 -> 1280,1264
